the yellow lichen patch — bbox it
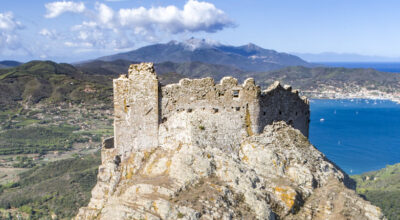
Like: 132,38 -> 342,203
143,148 -> 157,162
274,186 -> 297,210
272,160 -> 277,168
145,157 -> 160,175
245,108 -> 253,136
152,201 -> 158,213
207,153 -> 211,158
136,186 -> 140,193
161,159 -> 172,175
242,155 -> 249,162
146,162 -> 155,174
125,167 -> 134,179
123,99 -> 127,113
144,150 -> 165,175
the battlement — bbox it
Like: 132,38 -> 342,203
113,63 -> 309,157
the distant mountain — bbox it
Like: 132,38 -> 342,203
0,60 -> 22,69
97,38 -> 312,71
248,66 -> 400,99
76,59 -> 244,81
294,52 -> 400,62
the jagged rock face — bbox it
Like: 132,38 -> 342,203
76,122 -> 384,220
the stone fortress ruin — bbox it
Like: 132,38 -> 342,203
77,63 -> 385,220
111,63 -> 310,159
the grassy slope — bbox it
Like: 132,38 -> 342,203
0,152 -> 101,219
0,60 -> 114,154
0,60 -> 113,110
352,163 -> 400,220
0,124 -> 84,155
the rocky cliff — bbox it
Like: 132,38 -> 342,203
76,121 -> 384,219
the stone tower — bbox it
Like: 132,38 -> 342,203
113,63 -> 159,156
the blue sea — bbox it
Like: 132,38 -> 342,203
309,99 -> 400,174
315,62 -> 400,73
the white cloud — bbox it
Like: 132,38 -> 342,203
71,21 -> 133,49
0,12 -> 22,30
41,0 -> 234,54
117,0 -> 233,34
96,3 -> 115,27
45,1 -> 85,18
64,41 -> 93,47
0,12 -> 23,51
39,28 -> 58,39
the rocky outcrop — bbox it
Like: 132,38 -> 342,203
76,122 -> 384,220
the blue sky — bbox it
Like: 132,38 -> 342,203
1,0 -> 400,62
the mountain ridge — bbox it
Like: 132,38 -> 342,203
3,60 -> 400,110
97,38 -> 312,71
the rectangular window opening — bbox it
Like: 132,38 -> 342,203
233,90 -> 239,98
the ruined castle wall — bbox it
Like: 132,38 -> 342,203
113,64 -> 159,157
258,82 -> 310,137
158,77 -> 260,151
112,63 -> 309,155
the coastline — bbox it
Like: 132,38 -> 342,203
301,88 -> 400,104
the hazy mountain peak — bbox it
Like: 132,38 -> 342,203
181,37 -> 221,51
166,40 -> 179,45
244,43 -> 263,50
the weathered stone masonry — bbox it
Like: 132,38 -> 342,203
113,63 -> 309,159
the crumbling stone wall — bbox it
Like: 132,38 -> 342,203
113,63 -> 309,156
158,77 -> 260,151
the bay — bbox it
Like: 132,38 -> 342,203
309,99 -> 400,174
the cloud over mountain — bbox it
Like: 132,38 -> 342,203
43,0 -> 234,51
117,0 -> 234,34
